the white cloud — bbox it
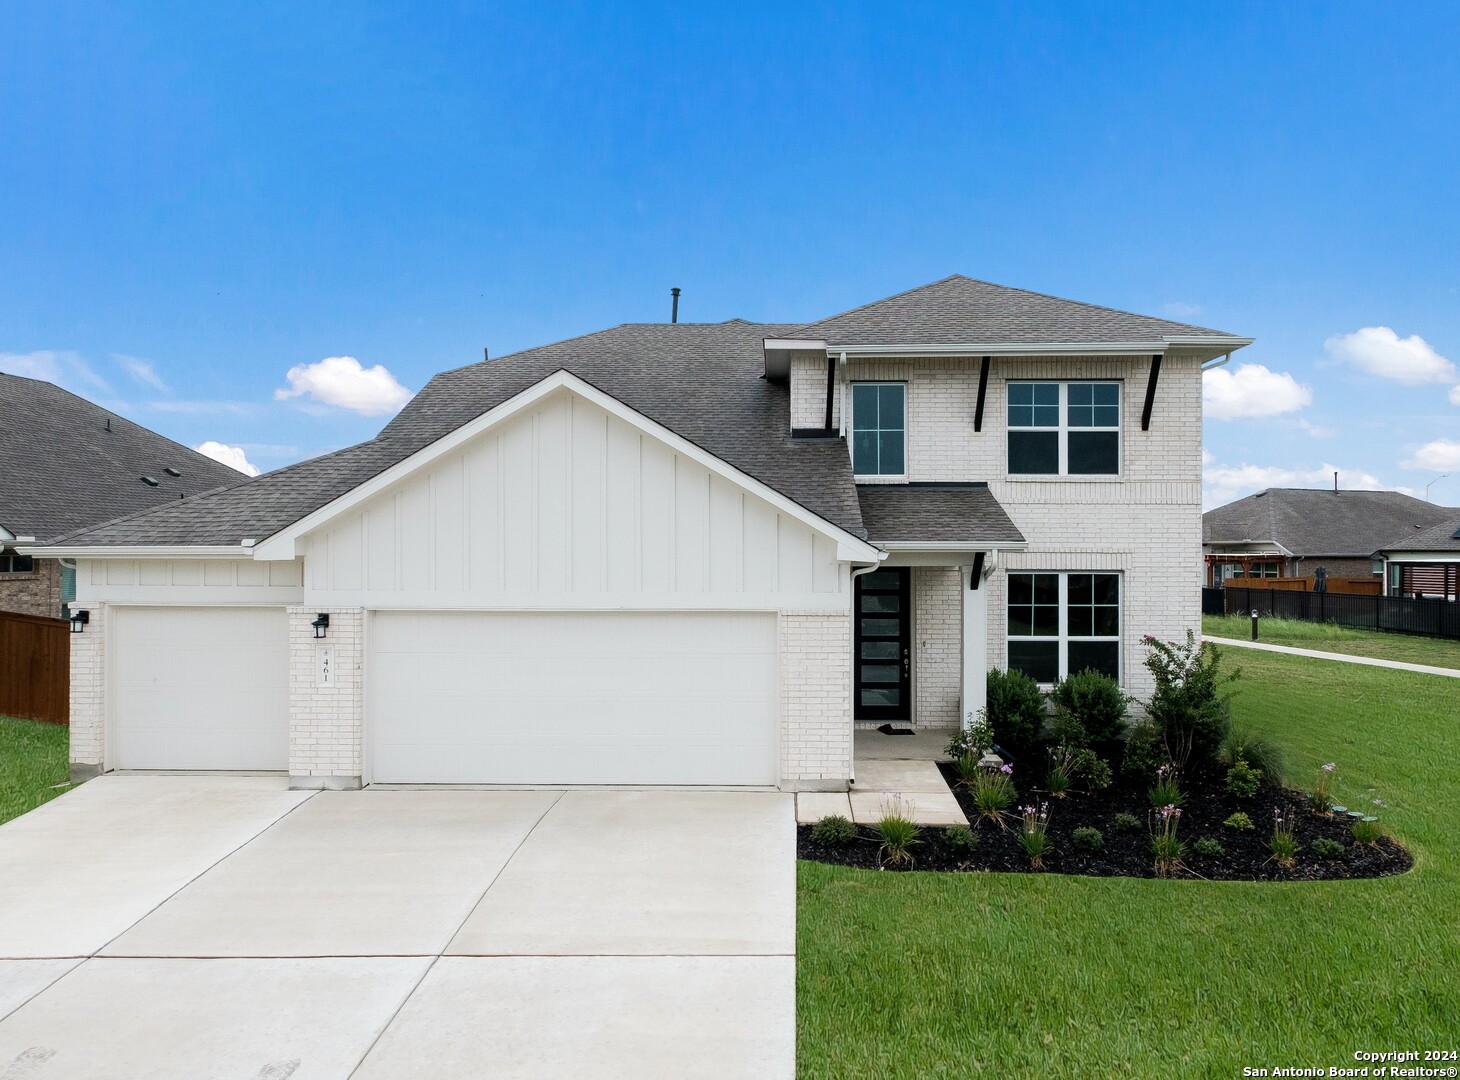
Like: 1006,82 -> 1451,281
1202,363 -> 1312,421
1203,460 -> 1391,510
113,354 -> 169,393
1296,418 -> 1338,438
274,355 -> 412,416
1325,326 -> 1457,386
1450,385 -> 1460,407
1165,301 -> 1203,318
1401,438 -> 1460,472
0,349 -> 112,394
195,441 -> 261,477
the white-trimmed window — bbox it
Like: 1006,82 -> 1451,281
1007,381 -> 1120,475
0,553 -> 35,574
851,382 -> 907,477
1006,572 -> 1121,683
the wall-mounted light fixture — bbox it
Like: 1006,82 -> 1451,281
311,613 -> 330,639
70,609 -> 90,634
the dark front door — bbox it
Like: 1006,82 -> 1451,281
854,567 -> 910,721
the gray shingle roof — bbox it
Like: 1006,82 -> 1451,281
1203,488 -> 1458,558
856,484 -> 1025,546
1374,514 -> 1460,555
0,374 -> 251,542
792,275 -> 1242,347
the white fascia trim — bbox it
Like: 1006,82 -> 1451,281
763,338 -> 828,351
828,337 -> 1253,357
877,540 -> 1028,551
16,545 -> 250,559
252,369 -> 882,564
1373,551 -> 1460,562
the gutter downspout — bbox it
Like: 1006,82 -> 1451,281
847,552 -> 890,786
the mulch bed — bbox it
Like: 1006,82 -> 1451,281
797,758 -> 1411,881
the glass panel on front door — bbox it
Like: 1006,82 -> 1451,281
855,567 -> 910,721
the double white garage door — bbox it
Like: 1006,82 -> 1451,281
111,608 -> 779,785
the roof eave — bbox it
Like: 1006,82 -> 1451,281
17,544 -> 254,559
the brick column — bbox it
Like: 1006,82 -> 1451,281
287,606 -> 364,789
779,611 -> 852,791
68,602 -> 105,781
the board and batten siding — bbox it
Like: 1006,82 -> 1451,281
301,388 -> 848,610
75,558 -> 304,605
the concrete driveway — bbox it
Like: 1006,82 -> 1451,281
0,776 -> 794,1079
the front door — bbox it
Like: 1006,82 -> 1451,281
854,567 -> 910,721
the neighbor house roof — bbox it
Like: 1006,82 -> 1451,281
1373,514 -> 1460,555
0,374 -> 250,542
788,275 -> 1246,349
856,484 -> 1024,546
1203,488 -> 1458,559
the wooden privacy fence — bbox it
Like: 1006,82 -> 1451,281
1259,576 -> 1382,596
0,609 -> 69,724
1210,585 -> 1460,641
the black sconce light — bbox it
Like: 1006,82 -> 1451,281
311,613 -> 330,639
70,609 -> 90,634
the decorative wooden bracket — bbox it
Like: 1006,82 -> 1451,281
1141,354 -> 1162,431
973,356 -> 991,431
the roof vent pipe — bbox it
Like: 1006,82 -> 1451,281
1334,471 -> 1339,493
671,287 -> 680,323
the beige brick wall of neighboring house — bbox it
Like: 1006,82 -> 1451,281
0,558 -> 64,619
912,567 -> 962,729
779,610 -> 851,790
287,606 -> 364,788
69,601 -> 106,775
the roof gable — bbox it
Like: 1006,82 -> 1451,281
1204,487 -> 1458,557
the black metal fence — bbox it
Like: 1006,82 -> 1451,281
1205,585 -> 1460,641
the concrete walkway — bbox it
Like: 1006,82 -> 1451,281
1204,635 -> 1460,679
796,729 -> 967,827
0,776 -> 794,1079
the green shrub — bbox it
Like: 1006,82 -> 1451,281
1223,811 -> 1255,832
942,824 -> 980,854
1121,719 -> 1165,779
1050,669 -> 1129,746
972,766 -> 1016,824
875,798 -> 921,867
1071,825 -> 1104,852
1353,816 -> 1384,845
1141,630 -> 1238,766
1225,759 -> 1263,800
810,814 -> 856,846
1070,748 -> 1113,791
1193,837 -> 1224,857
945,710 -> 993,761
1112,811 -> 1141,832
985,668 -> 1048,761
1311,837 -> 1345,859
1218,722 -> 1286,779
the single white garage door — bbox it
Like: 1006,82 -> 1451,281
111,606 -> 289,770
369,611 -> 779,785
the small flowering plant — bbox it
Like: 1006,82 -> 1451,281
1150,804 -> 1186,875
1017,802 -> 1052,869
1309,762 -> 1338,814
1268,806 -> 1299,866
1045,745 -> 1076,798
971,765 -> 1016,826
1147,762 -> 1185,809
945,709 -> 993,761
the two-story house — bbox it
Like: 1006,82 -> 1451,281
26,276 -> 1250,792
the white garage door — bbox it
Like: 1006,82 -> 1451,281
111,606 -> 289,770
369,611 -> 779,785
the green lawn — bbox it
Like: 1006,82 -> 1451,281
798,651 -> 1460,1077
1203,612 -> 1460,670
0,716 -> 71,825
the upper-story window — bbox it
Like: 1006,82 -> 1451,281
1007,381 -> 1120,475
851,382 -> 906,477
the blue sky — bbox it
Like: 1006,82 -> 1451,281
3,2 -> 1458,507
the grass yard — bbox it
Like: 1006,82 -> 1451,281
1203,612 -> 1460,670
0,716 -> 71,825
798,650 -> 1460,1078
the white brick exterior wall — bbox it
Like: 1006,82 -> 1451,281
792,352 -> 1204,703
69,602 -> 105,775
287,606 -> 364,788
779,611 -> 851,790
912,567 -> 961,728
790,355 -> 840,429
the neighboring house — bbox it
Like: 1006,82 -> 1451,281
0,374 -> 247,618
1202,487 -> 1457,586
1373,515 -> 1460,600
26,275 -> 1251,792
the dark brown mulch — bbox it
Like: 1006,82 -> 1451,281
797,758 -> 1411,881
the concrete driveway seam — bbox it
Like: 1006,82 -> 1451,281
340,788 -> 566,1080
